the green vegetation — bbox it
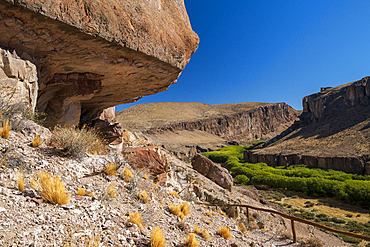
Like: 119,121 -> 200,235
203,146 -> 370,208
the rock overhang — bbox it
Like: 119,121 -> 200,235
0,0 -> 199,127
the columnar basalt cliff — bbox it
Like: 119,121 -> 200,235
117,102 -> 300,159
0,0 -> 199,127
245,77 -> 370,175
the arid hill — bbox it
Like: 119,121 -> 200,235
246,76 -> 370,175
117,102 -> 300,159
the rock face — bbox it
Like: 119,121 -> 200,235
191,154 -> 233,191
0,0 -> 199,127
120,102 -> 299,160
246,77 -> 370,175
0,47 -> 38,110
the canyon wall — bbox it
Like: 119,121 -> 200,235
245,77 -> 370,175
0,0 -> 199,127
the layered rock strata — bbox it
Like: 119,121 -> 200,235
0,0 -> 199,127
246,77 -> 370,175
118,102 -> 300,160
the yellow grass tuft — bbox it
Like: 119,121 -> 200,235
184,233 -> 199,247
35,171 -> 70,205
32,134 -> 42,148
124,168 -> 133,182
167,191 -> 179,197
216,209 -> 227,217
181,202 -> 190,216
200,216 -> 213,225
194,225 -> 211,241
169,204 -> 184,220
107,183 -> 116,198
104,162 -> 117,176
151,227 -> 166,247
30,177 -> 36,190
238,222 -> 248,235
138,190 -> 149,203
129,211 -> 143,228
217,226 -> 232,240
205,211 -> 212,217
142,174 -> 149,180
17,171 -> 25,192
1,118 -> 11,139
77,186 -> 85,196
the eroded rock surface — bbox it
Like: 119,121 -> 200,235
191,154 -> 233,191
246,77 -> 370,175
0,0 -> 199,127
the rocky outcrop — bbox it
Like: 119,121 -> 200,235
0,47 -> 38,110
191,154 -> 233,191
146,103 -> 299,141
245,77 -> 370,175
0,0 -> 199,127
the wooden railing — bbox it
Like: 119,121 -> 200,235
195,202 -> 370,243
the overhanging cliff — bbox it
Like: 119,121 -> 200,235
0,0 -> 199,127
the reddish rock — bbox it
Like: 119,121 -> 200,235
0,0 -> 199,127
157,173 -> 167,186
191,154 -> 233,191
92,119 -> 122,145
122,146 -> 168,175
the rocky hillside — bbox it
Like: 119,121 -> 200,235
246,76 -> 370,175
117,102 -> 300,159
0,121 -> 348,246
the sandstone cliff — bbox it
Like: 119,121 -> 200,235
246,77 -> 370,175
117,102 -> 300,159
0,0 -> 199,127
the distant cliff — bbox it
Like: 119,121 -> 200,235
246,77 -> 370,175
117,102 -> 300,160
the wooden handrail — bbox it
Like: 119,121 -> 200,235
195,202 -> 370,242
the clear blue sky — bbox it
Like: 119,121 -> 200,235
116,1 -> 370,112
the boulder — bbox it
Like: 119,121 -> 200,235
122,146 -> 168,176
0,0 -> 199,127
191,154 -> 233,191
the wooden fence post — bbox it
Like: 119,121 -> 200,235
291,219 -> 297,243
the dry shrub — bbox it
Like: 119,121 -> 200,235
17,171 -> 25,192
194,225 -> 211,241
169,202 -> 190,220
129,211 -> 143,229
34,171 -> 70,205
217,226 -> 232,240
200,216 -> 213,225
184,233 -> 199,247
107,183 -> 116,198
104,162 -> 117,176
279,230 -> 292,240
181,202 -> 190,216
1,118 -> 11,139
138,190 -> 149,203
52,125 -> 108,158
167,191 -> 178,197
77,187 -> 85,196
238,222 -> 248,235
124,168 -> 133,182
32,134 -> 42,148
151,227 -> 166,247
302,236 -> 324,247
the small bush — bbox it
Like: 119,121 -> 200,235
104,162 -> 117,176
151,227 -> 166,247
32,134 -> 42,148
345,214 -> 353,218
194,226 -> 211,241
77,186 -> 85,196
107,183 -> 116,198
52,125 -> 107,158
181,202 -> 190,216
138,190 -> 149,203
124,168 -> 133,182
302,236 -> 324,247
34,171 -> 70,205
184,233 -> 199,247
17,171 -> 25,192
234,175 -> 250,184
1,118 -> 11,139
331,217 -> 346,224
217,226 -> 232,240
129,211 -> 143,229
169,204 -> 184,220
